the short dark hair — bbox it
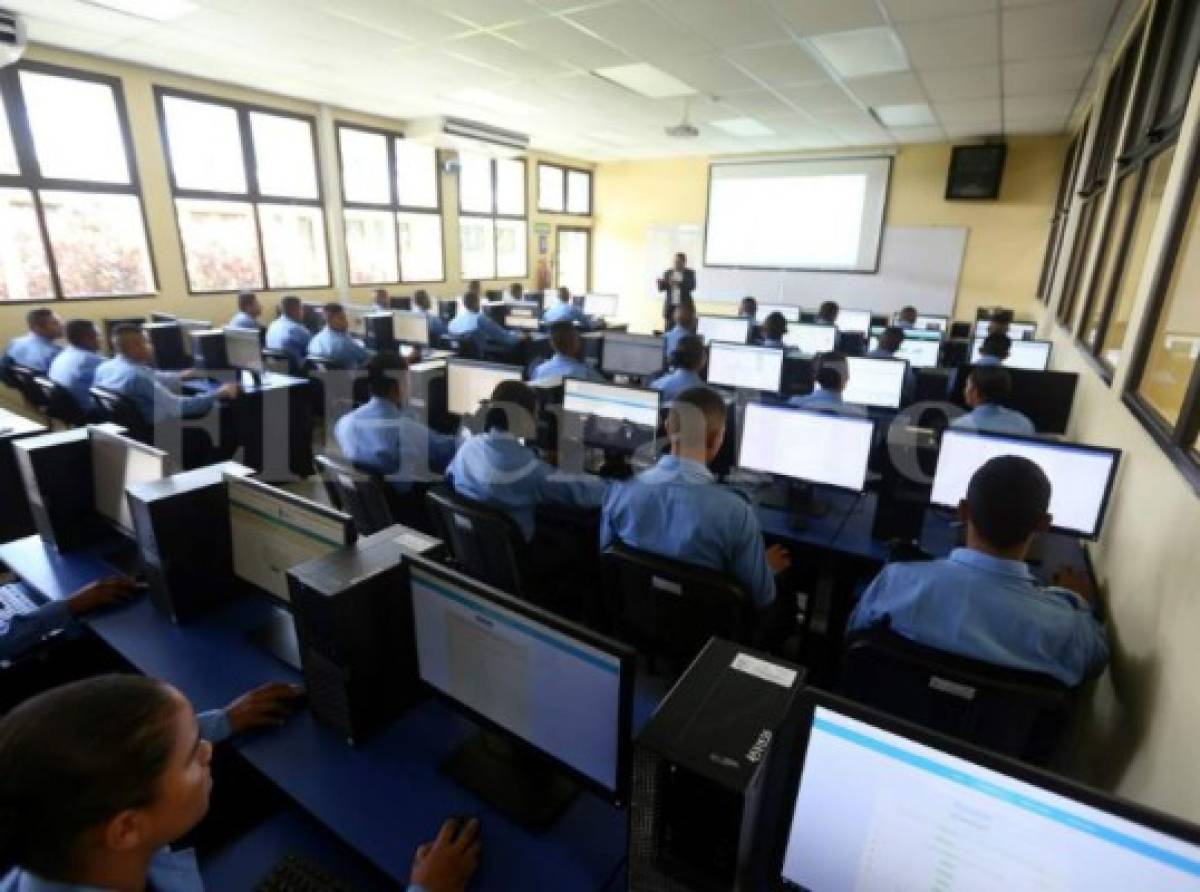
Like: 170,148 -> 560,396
485,380 -> 536,432
992,308 -> 1015,324
280,295 -> 301,317
64,319 -> 95,347
879,326 -> 905,350
970,365 -> 1012,403
25,308 -> 53,329
817,301 -> 839,323
557,286 -> 570,302
666,386 -> 725,446
0,675 -> 178,877
237,291 -> 257,311
467,280 -> 481,292
966,456 -> 1051,548
671,334 -> 705,371
549,322 -> 579,355
462,292 -> 480,312
366,351 -> 408,398
899,305 -> 917,320
413,290 -> 431,309
740,296 -> 757,314
980,333 -> 1011,358
323,302 -> 344,318
813,350 -> 848,390
111,323 -> 142,353
762,311 -> 787,340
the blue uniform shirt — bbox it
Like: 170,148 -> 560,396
265,317 -> 313,371
422,309 -> 447,343
848,548 -> 1109,686
866,347 -> 895,360
94,355 -> 215,422
601,455 -> 776,610
543,302 -> 585,325
334,397 -> 457,493
448,309 -> 520,352
664,325 -> 693,358
307,327 -> 369,368
951,403 -> 1037,437
760,338 -> 784,349
532,353 -> 600,383
975,354 -> 1003,367
228,311 -> 260,330
48,346 -> 103,410
447,430 -> 607,542
5,334 -> 60,373
650,369 -> 704,402
788,387 -> 844,411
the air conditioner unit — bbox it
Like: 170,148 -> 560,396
405,116 -> 529,158
0,11 -> 26,68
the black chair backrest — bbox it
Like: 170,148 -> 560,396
90,386 -> 151,442
600,541 -> 752,672
6,363 -> 48,412
315,455 -> 395,536
34,376 -> 87,427
425,486 -> 528,598
840,626 -> 1075,765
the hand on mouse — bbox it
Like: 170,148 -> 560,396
66,577 -> 142,617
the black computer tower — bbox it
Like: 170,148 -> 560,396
363,313 -> 394,351
630,639 -> 806,892
0,411 -> 46,544
12,428 -> 96,552
144,323 -> 190,371
192,330 -> 228,371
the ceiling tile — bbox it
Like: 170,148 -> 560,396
653,0 -> 785,50
897,13 -> 999,70
1001,0 -> 1116,61
766,0 -> 885,37
21,18 -> 125,52
1004,55 -> 1095,96
443,32 -> 574,79
421,0 -> 542,28
1005,91 -> 1078,119
494,16 -> 633,69
921,65 -> 1001,102
780,81 -> 864,114
889,124 -> 947,143
313,0 -> 472,42
725,88 -> 795,117
881,0 -> 995,23
657,54 -> 762,96
566,0 -> 711,60
935,96 -> 1002,125
7,0 -> 166,39
822,110 -> 894,143
1005,115 -> 1069,135
725,41 -> 828,85
943,122 -> 1000,139
846,71 -> 926,106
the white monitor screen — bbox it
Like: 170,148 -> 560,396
584,293 -> 619,317
781,704 -> 1200,892
868,336 -> 940,369
507,314 -> 541,330
393,310 -> 429,346
739,403 -> 873,490
90,428 -> 167,536
223,327 -> 262,372
705,156 -> 891,271
931,429 -> 1119,538
698,315 -> 751,345
602,334 -> 666,377
971,338 -> 1053,371
975,319 -> 1038,339
837,309 -> 872,336
563,379 -> 659,428
844,357 -> 907,409
410,563 -> 624,792
758,303 -> 802,322
914,314 -> 948,333
707,343 -> 784,392
446,360 -> 523,417
783,323 -> 837,356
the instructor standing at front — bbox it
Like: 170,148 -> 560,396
658,253 -> 696,328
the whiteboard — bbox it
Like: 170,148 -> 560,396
646,224 -> 967,318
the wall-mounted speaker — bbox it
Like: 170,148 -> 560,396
946,144 -> 1007,200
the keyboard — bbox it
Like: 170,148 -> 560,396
0,582 -> 38,623
254,855 -> 364,892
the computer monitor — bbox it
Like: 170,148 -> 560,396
564,378 -> 660,455
601,332 -> 666,378
779,691 -> 1200,892
361,312 -> 393,351
758,303 -> 802,323
916,314 -> 948,333
971,337 -> 1053,371
868,335 -> 940,369
782,323 -> 837,356
223,326 -> 263,373
507,305 -> 541,331
344,304 -> 373,336
974,319 -> 1038,340
836,309 -> 872,336
697,315 -> 751,345
191,330 -> 227,371
389,296 -> 412,311
150,312 -> 178,323
446,358 -> 523,418
90,426 -> 168,538
391,310 -> 429,347
707,342 -> 784,393
584,293 -> 619,318
738,403 -> 873,491
144,323 -> 189,371
407,555 -> 635,811
872,325 -> 941,343
176,319 -> 210,355
930,428 -> 1120,539
844,356 -> 908,410
1006,368 -> 1079,435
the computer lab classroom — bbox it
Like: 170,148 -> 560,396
1,0 -> 1200,889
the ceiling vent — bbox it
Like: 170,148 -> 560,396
406,116 -> 529,157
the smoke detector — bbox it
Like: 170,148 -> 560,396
665,99 -> 699,140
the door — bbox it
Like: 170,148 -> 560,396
556,227 -> 590,295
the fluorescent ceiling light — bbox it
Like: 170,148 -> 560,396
82,0 -> 198,21
874,103 -> 936,127
450,88 -> 538,117
809,27 -> 909,79
593,63 -> 696,99
710,117 -> 774,137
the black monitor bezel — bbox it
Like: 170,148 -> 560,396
445,357 -> 524,418
562,376 -> 662,453
706,341 -> 785,393
737,402 -> 876,493
600,332 -> 666,377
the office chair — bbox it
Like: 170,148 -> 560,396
261,348 -> 292,375
840,626 -> 1076,766
315,455 -> 395,536
5,363 -> 49,417
33,376 -> 88,428
89,386 -> 152,442
426,486 -> 531,600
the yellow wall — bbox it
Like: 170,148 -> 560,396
592,137 -> 1067,333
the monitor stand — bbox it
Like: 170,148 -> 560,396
247,604 -> 302,671
785,482 -> 830,532
441,731 -> 579,830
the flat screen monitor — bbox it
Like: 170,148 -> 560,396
783,323 -> 837,356
584,293 -> 619,318
564,378 -> 660,454
344,304 -> 373,336
912,313 -> 948,333
780,692 -> 1200,892
392,310 -> 429,346
446,358 -> 523,418
868,335 -> 940,369
844,356 -> 908,409
223,326 -> 263,373
408,556 -> 634,800
90,426 -> 168,537
707,342 -> 784,393
150,312 -> 178,323
758,303 -> 802,322
698,315 -> 751,345
971,337 -> 1053,371
837,309 -> 872,336
507,314 -> 541,331
363,313 -> 393,349
177,319 -> 210,354
226,474 -> 353,605
872,325 -> 941,343
974,319 -> 1038,340
930,429 -> 1120,539
739,403 -> 873,491
601,333 -> 666,377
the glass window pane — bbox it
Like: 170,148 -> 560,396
1159,0 -> 1200,126
339,128 -> 390,205
1081,173 -> 1139,349
162,96 -> 247,193
250,112 -> 319,200
396,140 -> 438,209
345,209 -> 398,285
539,164 -> 564,212
20,71 -> 129,184
459,154 -> 492,214
260,203 -> 328,288
567,170 -> 591,215
496,218 -> 527,278
41,191 -> 153,297
175,198 -> 262,291
398,211 -> 444,282
1100,147 -> 1176,371
0,188 -> 52,301
459,216 -> 495,279
0,95 -> 18,176
496,158 -> 525,216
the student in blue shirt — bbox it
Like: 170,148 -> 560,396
448,292 -> 524,355
789,351 -> 848,412
307,302 -> 370,369
952,366 -> 1036,436
895,306 -> 918,330
48,320 -> 105,413
848,455 -> 1108,687
816,300 -> 839,326
335,353 -> 458,493
867,326 -> 904,360
447,380 -> 607,543
414,290 -> 446,344
0,577 -> 140,663
228,291 -> 263,330
651,334 -> 706,402
976,333 -> 1010,366
532,323 -> 601,382
4,308 -> 62,374
601,386 -> 790,611
758,312 -> 787,349
542,287 -> 585,325
664,302 -> 698,358
265,295 -> 313,373
739,296 -> 761,344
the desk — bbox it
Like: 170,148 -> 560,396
0,535 -> 635,891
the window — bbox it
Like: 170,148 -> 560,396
336,124 -> 443,285
537,162 -> 592,215
0,63 -> 153,301
158,89 -> 329,292
458,154 -> 527,280
1037,133 -> 1084,302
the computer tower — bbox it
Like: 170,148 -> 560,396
144,323 -> 190,371
406,359 -> 450,433
836,331 -> 866,357
0,411 -> 45,544
630,639 -> 805,892
12,428 -> 97,552
363,313 -> 394,352
287,525 -> 441,744
192,330 -> 228,371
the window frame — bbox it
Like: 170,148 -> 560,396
0,60 -> 158,302
536,161 -> 593,216
458,156 -> 528,280
334,121 -> 446,286
154,85 -> 332,294
1037,132 -> 1084,303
